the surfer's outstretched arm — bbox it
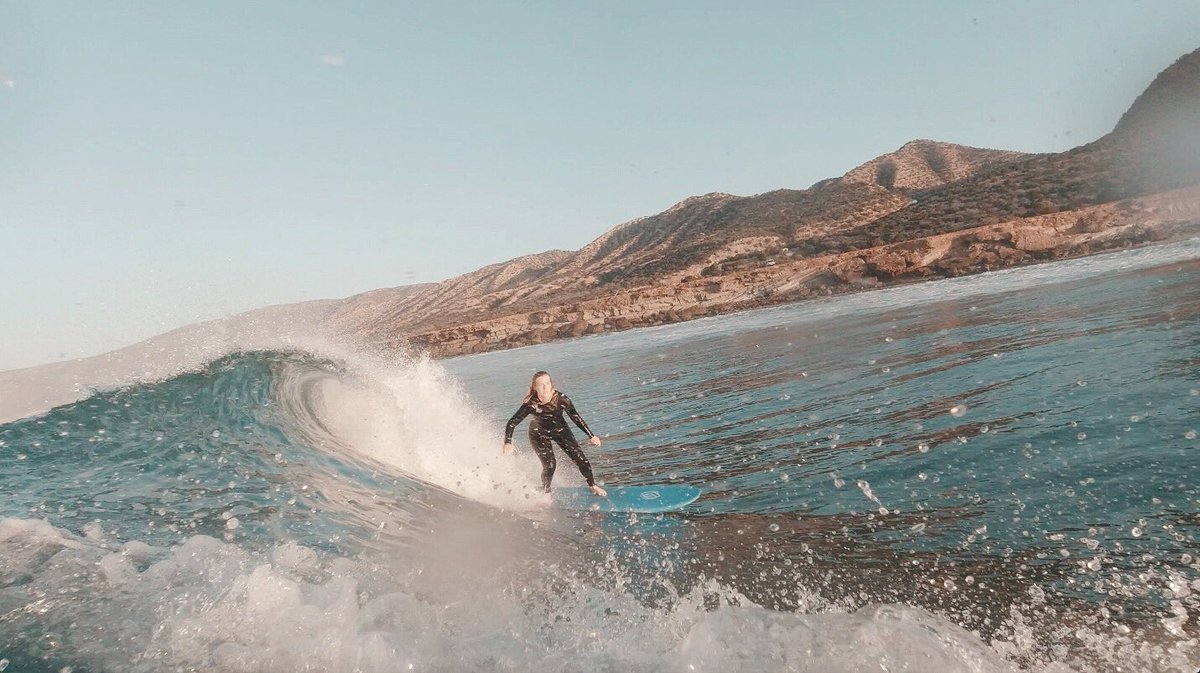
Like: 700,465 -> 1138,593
561,395 -> 599,445
502,404 -> 533,453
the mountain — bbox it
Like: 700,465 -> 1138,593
838,140 -> 1025,194
1114,47 -> 1200,135
329,47 -> 1200,356
815,47 -> 1200,253
331,137 -> 1032,342
330,250 -> 571,339
1112,47 -> 1200,193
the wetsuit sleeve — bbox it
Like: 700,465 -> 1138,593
504,404 -> 533,443
561,395 -> 594,438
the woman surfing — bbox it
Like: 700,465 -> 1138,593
502,371 -> 607,497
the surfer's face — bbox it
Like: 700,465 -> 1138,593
533,374 -> 553,402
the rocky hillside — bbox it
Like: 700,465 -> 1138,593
1115,46 -> 1200,135
402,186 -> 1200,357
331,250 -> 571,336
838,140 -> 1024,193
813,47 -> 1200,254
328,47 -> 1200,356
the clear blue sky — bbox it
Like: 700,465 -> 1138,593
2,1 -> 1198,369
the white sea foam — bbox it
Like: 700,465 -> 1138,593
271,352 -> 544,509
7,516 -> 1154,673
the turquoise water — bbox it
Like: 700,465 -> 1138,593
2,242 -> 1199,672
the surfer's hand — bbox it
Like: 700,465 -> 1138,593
589,436 -> 601,447
502,442 -> 514,455
590,484 -> 608,497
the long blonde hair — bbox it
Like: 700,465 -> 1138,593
523,370 -> 559,406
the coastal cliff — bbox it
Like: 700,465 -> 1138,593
330,48 -> 1200,358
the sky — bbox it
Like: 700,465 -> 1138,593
2,1 -> 1199,370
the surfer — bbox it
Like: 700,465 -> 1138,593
502,371 -> 607,497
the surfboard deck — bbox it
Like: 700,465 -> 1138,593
553,484 -> 701,513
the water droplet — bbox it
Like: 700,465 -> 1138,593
1185,430 -> 1197,440
779,473 -> 789,482
211,430 -> 220,438
950,405 -> 968,417
980,425 -> 989,433
226,518 -> 240,530
0,658 -> 8,671
1077,432 -> 1087,441
944,579 -> 957,590
917,472 -> 928,481
1131,526 -> 1143,538
1086,558 -> 1102,571
911,523 -> 927,533
768,523 -> 780,532
918,442 -> 930,453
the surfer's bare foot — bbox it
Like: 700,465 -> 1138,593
590,484 -> 608,497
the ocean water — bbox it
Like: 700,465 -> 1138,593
2,240 -> 1199,672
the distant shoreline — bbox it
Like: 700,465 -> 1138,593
406,198 -> 1200,360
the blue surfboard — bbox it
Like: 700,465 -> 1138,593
553,485 -> 701,513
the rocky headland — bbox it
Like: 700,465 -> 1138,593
328,48 -> 1200,358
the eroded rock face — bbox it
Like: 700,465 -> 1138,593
1008,228 -> 1059,252
862,250 -> 914,279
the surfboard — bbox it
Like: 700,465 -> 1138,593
553,484 -> 701,513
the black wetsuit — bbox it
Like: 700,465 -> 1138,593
504,392 -> 596,492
